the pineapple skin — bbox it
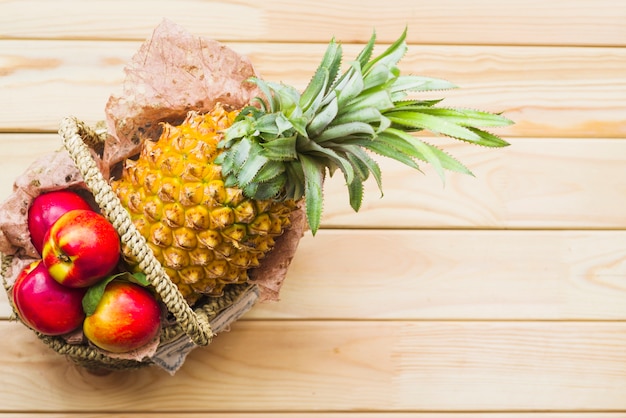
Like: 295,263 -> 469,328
111,105 -> 296,303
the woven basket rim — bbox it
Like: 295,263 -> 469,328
1,116 -> 266,371
59,116 -> 214,346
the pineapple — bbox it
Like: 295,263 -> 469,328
112,107 -> 296,302
112,30 -> 512,303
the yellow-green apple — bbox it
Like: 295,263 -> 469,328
42,209 -> 121,288
83,281 -> 161,353
11,260 -> 86,336
28,189 -> 93,254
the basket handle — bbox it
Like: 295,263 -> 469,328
58,116 -> 213,347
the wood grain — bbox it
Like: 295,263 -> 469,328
3,135 -> 626,230
4,229 -> 626,321
249,229 -> 626,320
0,415 -> 624,418
322,137 -> 626,229
0,320 -> 625,412
0,1 -> 625,415
0,415 -> 623,418
0,134 -> 61,198
0,0 -> 623,47
1,41 -> 625,137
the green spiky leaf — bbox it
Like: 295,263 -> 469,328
316,122 -> 375,143
362,27 -> 407,74
361,137 -> 422,171
347,176 -> 364,212
300,154 -> 324,234
391,75 -> 457,93
356,31 -> 377,68
260,134 -> 299,160
218,28 -> 512,233
345,145 -> 383,194
308,98 -> 338,137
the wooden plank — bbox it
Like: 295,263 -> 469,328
1,40 -> 625,138
249,229 -> 626,320
322,137 -> 626,229
3,229 -> 626,321
12,414 -> 612,417
0,320 -> 625,412
3,135 -> 626,230
0,134 -> 61,199
0,0 -> 623,47
0,40 -> 119,132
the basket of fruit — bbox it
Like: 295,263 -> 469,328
0,20 -> 511,373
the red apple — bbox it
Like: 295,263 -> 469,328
11,260 -> 86,336
10,260 -> 39,311
83,281 -> 161,353
28,189 -> 93,254
42,209 -> 121,288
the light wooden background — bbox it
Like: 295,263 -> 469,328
1,0 -> 626,416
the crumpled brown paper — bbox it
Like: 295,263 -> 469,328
102,19 -> 305,302
0,19 -> 304,305
103,19 -> 261,175
0,149 -> 92,287
249,202 -> 307,302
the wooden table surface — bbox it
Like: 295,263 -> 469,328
1,0 -> 626,416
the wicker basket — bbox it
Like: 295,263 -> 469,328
1,116 -> 273,373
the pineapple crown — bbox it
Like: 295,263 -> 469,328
216,29 -> 512,234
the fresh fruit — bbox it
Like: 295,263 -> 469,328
112,108 -> 296,302
27,189 -> 93,254
112,30 -> 512,303
10,260 -> 39,310
42,209 -> 121,288
11,260 -> 86,336
83,280 -> 161,353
